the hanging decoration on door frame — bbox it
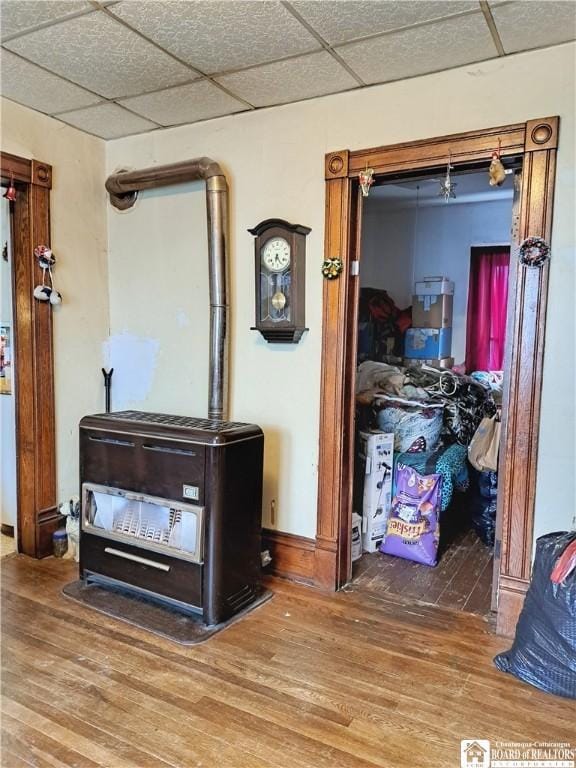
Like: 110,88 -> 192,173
358,166 -> 375,197
519,236 -> 550,268
322,256 -> 343,280
438,153 -> 456,202
3,172 -> 17,201
488,138 -> 507,187
33,245 -> 62,305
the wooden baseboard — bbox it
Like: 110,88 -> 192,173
262,529 -> 316,585
314,536 -> 339,590
496,575 -> 529,637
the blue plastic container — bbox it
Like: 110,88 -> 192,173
404,327 -> 452,359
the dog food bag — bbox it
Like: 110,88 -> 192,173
380,463 -> 442,566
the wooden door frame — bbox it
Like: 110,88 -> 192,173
1,151 -> 60,557
316,117 -> 559,636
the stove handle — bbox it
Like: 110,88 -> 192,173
143,443 -> 197,456
104,547 -> 170,572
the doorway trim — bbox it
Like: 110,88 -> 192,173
316,117 -> 559,636
1,151 -> 60,557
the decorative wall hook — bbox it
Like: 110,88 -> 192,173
358,166 -> 374,197
519,237 -> 550,268
322,257 -> 344,280
3,173 -> 17,201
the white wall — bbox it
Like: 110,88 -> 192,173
109,42 -> 575,540
360,204 -> 414,308
0,98 -> 110,504
414,201 -> 513,363
1,198 -> 17,528
360,194 -> 516,364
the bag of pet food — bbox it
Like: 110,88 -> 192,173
380,463 -> 442,566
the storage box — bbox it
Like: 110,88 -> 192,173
403,357 -> 455,370
404,327 -> 452,359
414,276 -> 454,296
412,293 -> 453,328
359,430 -> 394,553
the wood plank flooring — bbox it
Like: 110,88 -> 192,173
353,528 -> 494,617
2,555 -> 575,768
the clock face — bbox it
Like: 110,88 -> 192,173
262,237 -> 291,272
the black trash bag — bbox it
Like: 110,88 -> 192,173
494,531 -> 576,699
478,470 -> 498,500
470,470 -> 498,547
471,497 -> 497,546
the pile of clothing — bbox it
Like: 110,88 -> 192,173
357,360 -> 497,447
356,360 -> 501,554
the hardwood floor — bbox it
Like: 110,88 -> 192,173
353,528 -> 494,617
1,555 -> 575,768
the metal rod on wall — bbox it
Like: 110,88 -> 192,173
105,158 -> 230,421
102,368 -> 113,413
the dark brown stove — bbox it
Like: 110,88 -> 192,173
79,410 -> 264,625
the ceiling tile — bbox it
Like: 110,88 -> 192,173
0,0 -> 92,41
109,0 -> 320,75
56,102 -> 158,139
490,1 -> 576,54
216,51 -> 358,107
4,12 -> 195,99
337,12 -> 498,84
118,80 -> 247,126
0,50 -> 102,114
290,0 -> 478,45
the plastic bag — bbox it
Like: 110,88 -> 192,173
494,532 -> 576,699
376,396 -> 444,453
470,470 -> 498,546
380,463 -> 442,566
468,415 -> 501,472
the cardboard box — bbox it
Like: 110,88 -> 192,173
414,276 -> 454,295
404,327 -> 452,359
403,357 -> 455,370
359,430 -> 394,553
412,293 -> 453,328
351,512 -> 362,562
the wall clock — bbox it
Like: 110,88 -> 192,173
248,218 -> 311,344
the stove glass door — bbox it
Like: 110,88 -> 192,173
82,483 -> 203,563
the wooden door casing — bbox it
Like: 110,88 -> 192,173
316,118 -> 559,636
1,152 -> 60,557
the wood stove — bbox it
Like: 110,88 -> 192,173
79,410 -> 264,625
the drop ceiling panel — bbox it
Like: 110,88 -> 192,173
490,1 -> 576,54
110,0 -> 320,75
1,50 -> 101,114
4,12 -> 195,98
337,12 -> 498,84
119,80 -> 247,126
0,0 -> 92,41
56,102 -> 158,139
216,51 -> 358,107
290,0 -> 478,45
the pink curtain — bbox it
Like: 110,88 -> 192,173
466,248 -> 510,372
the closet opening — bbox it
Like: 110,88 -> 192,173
352,164 -> 519,618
